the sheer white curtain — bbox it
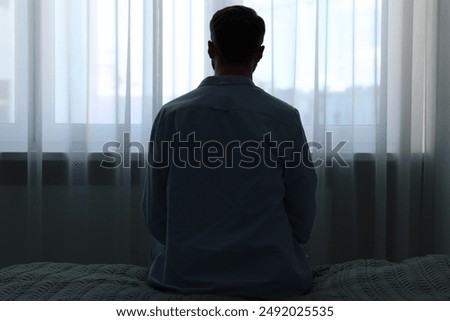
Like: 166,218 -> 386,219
0,0 -> 446,267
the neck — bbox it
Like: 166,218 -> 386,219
214,64 -> 253,79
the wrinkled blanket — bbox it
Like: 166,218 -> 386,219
0,255 -> 449,300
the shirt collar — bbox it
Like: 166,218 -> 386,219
199,75 -> 256,87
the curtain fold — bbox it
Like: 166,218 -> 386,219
0,0 -> 447,267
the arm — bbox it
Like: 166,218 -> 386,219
283,110 -> 317,244
141,109 -> 170,245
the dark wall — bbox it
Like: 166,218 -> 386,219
0,153 -> 150,268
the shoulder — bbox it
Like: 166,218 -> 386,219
251,87 -> 302,126
257,88 -> 299,114
157,88 -> 203,119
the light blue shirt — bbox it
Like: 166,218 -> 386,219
142,75 -> 317,299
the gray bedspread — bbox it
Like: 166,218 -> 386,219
0,255 -> 449,300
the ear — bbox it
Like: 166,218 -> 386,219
255,45 -> 265,63
208,41 -> 217,59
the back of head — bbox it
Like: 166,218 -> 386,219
210,6 -> 265,65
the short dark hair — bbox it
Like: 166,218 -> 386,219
210,5 -> 265,64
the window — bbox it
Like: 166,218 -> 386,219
0,0 -> 14,124
1,0 -> 383,153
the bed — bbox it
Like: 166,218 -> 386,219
0,255 -> 449,300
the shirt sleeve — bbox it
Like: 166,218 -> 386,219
283,109 -> 317,244
141,108 -> 171,245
